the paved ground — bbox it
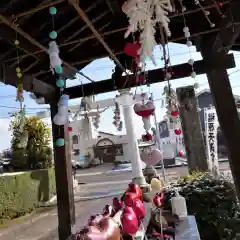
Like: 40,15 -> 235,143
0,161 -> 230,240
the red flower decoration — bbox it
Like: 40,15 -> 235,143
174,129 -> 182,135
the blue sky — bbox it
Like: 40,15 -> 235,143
0,43 -> 240,151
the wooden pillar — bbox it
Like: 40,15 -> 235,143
50,99 -> 75,240
200,33 -> 240,198
176,86 -> 208,173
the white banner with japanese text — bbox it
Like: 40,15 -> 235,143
204,107 -> 220,176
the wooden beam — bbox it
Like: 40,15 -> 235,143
50,100 -> 75,240
0,25 -> 40,60
199,0 -> 240,198
177,86 -> 208,173
0,13 -> 77,78
68,0 -> 126,73
0,0 -> 66,24
0,63 -> 55,100
65,53 -> 235,99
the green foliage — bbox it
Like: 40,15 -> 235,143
9,113 -> 52,170
175,172 -> 240,239
0,168 -> 56,221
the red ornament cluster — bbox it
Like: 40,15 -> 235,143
74,183 -> 146,239
170,110 -> 182,136
142,132 -> 152,142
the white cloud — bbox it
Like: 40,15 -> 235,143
0,118 -> 12,151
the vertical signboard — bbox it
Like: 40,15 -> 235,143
204,107 -> 220,176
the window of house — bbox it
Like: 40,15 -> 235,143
72,135 -> 78,144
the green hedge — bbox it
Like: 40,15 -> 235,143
0,168 -> 56,220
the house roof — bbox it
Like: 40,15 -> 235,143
196,89 -> 240,100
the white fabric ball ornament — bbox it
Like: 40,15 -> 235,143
183,27 -> 189,33
194,82 -> 199,89
188,59 -> 194,65
48,41 -> 59,54
191,71 -> 197,78
53,114 -> 67,125
166,72 -> 172,79
186,41 -> 192,47
184,31 -> 190,38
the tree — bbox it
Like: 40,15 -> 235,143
9,112 -> 53,170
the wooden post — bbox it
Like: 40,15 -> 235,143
176,86 -> 208,173
200,33 -> 240,198
50,99 -> 75,240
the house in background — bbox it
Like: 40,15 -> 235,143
69,118 -> 131,165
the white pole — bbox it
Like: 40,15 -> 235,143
117,90 -> 147,188
152,109 -> 166,181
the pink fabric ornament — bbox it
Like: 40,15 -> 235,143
140,149 -> 162,165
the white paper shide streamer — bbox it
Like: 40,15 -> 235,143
122,0 -> 172,64
48,41 -> 62,73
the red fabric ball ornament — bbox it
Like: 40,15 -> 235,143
216,1 -> 223,6
128,183 -> 143,200
178,150 -> 184,157
171,111 -> 179,117
68,127 -> 72,132
142,133 -> 152,142
174,129 -> 182,135
136,74 -> 145,84
134,102 -> 155,117
124,42 -> 141,58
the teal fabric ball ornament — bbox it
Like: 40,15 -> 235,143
49,7 -> 57,15
56,79 -> 65,88
55,65 -> 63,74
49,31 -> 57,39
55,138 -> 64,147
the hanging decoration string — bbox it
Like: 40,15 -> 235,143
13,28 -> 29,149
48,6 -> 69,147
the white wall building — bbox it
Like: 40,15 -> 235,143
69,117 -> 130,164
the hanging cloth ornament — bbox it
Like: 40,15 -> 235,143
48,6 -> 62,74
17,130 -> 28,149
113,102 -> 123,131
93,106 -> 101,130
17,108 -> 28,149
140,149 -> 163,165
134,100 -> 155,141
53,94 -> 69,125
48,41 -> 62,73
